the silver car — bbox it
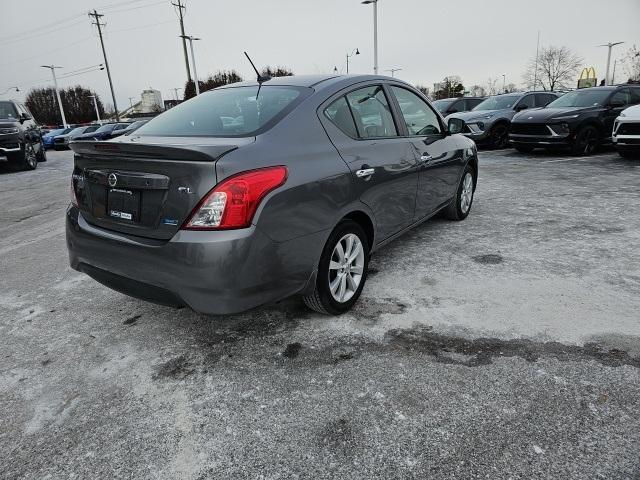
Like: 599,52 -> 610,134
447,92 -> 560,148
67,75 -> 477,315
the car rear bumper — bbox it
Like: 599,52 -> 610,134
66,206 -> 322,315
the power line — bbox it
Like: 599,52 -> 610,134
103,0 -> 167,15
104,19 -> 174,34
0,19 -> 87,47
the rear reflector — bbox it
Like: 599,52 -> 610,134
182,166 -> 287,230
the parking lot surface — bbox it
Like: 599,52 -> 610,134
1,149 -> 639,479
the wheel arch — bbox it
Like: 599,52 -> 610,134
342,210 -> 375,252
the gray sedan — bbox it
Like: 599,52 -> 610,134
67,74 -> 477,315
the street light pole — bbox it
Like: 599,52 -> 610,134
502,74 -> 506,93
346,48 -> 360,74
385,67 -> 402,77
361,0 -> 378,74
180,35 -> 201,95
0,87 -> 19,95
88,95 -> 101,124
41,65 -> 67,127
597,41 -> 624,85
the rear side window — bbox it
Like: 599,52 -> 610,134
517,94 -> 536,109
535,93 -> 556,107
467,98 -> 484,110
631,88 -> 640,104
324,96 -> 358,138
136,86 -> 308,137
610,89 -> 631,106
345,86 -> 398,138
390,86 -> 442,136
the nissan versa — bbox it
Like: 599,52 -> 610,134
66,75 -> 477,315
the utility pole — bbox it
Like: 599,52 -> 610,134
346,48 -> 359,74
502,74 -> 506,93
362,0 -> 379,74
597,41 -> 624,85
41,65 -> 67,127
180,35 -> 200,95
89,10 -> 119,121
171,87 -> 183,100
385,67 -> 402,77
88,95 -> 101,124
172,0 -> 192,82
533,30 -> 540,90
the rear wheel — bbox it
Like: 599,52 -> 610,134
571,125 -> 599,156
36,139 -> 47,162
443,165 -> 475,221
489,123 -> 509,149
303,220 -> 369,315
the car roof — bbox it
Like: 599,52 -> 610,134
218,74 -> 412,92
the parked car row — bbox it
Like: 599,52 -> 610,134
43,120 -> 149,150
442,85 -> 640,158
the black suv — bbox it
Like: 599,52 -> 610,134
0,100 -> 46,170
509,85 -> 640,155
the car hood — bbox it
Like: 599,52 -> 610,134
620,104 -> 640,119
513,107 -> 596,123
448,109 -> 511,122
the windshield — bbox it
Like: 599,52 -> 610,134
68,127 -> 85,135
45,128 -> 65,136
472,95 -> 520,111
0,101 -> 18,120
94,124 -> 115,133
546,90 -> 611,108
135,85 -> 309,137
432,99 -> 455,113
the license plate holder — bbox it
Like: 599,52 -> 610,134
107,188 -> 140,222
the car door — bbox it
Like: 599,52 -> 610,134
387,85 -> 462,218
604,89 -> 632,136
320,84 -> 418,242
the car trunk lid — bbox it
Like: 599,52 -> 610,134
70,136 -> 252,240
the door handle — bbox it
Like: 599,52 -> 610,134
355,168 -> 375,178
420,154 -> 433,163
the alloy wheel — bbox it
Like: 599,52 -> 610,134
328,233 -> 365,303
460,172 -> 474,214
25,143 -> 37,169
581,128 -> 598,155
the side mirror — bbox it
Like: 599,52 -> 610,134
19,113 -> 31,123
515,104 -> 528,112
447,117 -> 465,135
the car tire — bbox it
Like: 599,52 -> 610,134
515,145 -> 534,153
36,139 -> 47,162
571,125 -> 599,156
19,142 -> 38,171
489,123 -> 509,149
443,165 -> 475,221
302,220 -> 369,315
617,147 -> 639,159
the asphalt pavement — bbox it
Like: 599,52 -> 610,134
1,148 -> 639,479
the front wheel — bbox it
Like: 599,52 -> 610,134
303,220 -> 369,315
489,124 -> 509,149
571,125 -> 599,156
19,142 -> 38,170
443,165 -> 475,221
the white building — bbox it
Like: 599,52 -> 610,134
138,88 -> 163,113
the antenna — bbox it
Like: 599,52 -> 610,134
244,51 -> 271,83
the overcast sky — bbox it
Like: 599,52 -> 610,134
2,0 -> 639,110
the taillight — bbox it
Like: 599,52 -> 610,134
182,166 -> 287,230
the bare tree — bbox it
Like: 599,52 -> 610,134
504,83 -> 519,93
522,45 -> 583,91
469,85 -> 486,97
184,70 -> 243,100
25,85 -> 105,125
432,75 -> 464,100
484,77 -> 499,96
415,85 -> 430,98
622,45 -> 640,82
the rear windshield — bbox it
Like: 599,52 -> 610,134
95,124 -> 116,133
473,95 -> 520,111
0,101 -> 18,120
546,90 -> 611,108
135,85 -> 309,137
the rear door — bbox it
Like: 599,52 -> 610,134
604,89 -> 632,136
320,84 -> 418,241
387,85 -> 462,218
